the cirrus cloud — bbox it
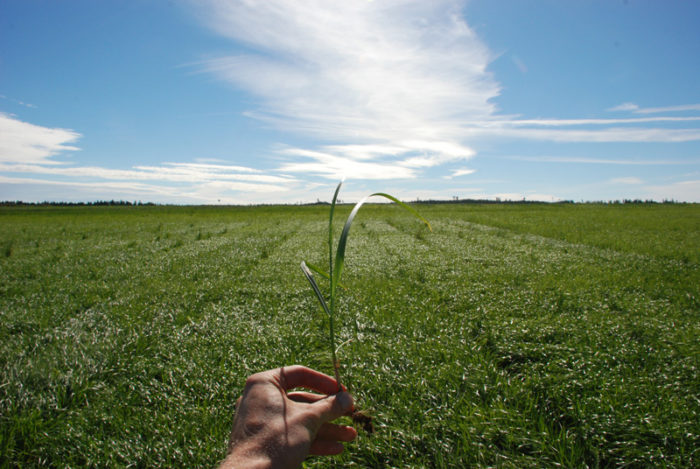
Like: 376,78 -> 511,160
195,0 -> 700,183
0,113 -> 297,202
196,0 -> 497,176
609,102 -> 700,114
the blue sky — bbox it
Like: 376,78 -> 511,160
1,0 -> 699,204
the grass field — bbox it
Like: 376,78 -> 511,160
1,202 -> 698,468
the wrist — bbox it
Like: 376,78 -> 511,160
219,444 -> 274,469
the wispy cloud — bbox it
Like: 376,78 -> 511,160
0,113 -> 296,202
505,155 -> 699,165
0,175 -> 177,196
0,112 -> 80,164
608,102 -> 641,112
276,139 -> 475,180
0,161 -> 295,185
197,0 -> 497,176
492,116 -> 700,126
278,148 -> 417,180
194,1 -> 700,180
445,168 -> 476,179
476,126 -> 700,143
4,3 -> 699,203
0,95 -> 37,109
608,102 -> 700,114
200,0 -> 498,134
0,170 -> 295,203
610,177 -> 643,185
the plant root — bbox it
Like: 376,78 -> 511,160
351,410 -> 374,434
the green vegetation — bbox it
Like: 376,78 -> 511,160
301,182 -> 431,390
0,203 -> 698,467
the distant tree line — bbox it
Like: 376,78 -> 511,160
0,198 -> 688,207
579,198 -> 682,205
0,200 -> 157,207
412,198 -> 683,205
412,198 -> 573,205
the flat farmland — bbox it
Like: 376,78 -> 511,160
1,203 -> 698,468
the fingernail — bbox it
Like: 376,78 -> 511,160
336,391 -> 354,412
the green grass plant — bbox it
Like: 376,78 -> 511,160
301,182 -> 431,390
0,202 -> 698,467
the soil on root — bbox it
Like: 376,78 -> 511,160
351,410 -> 374,434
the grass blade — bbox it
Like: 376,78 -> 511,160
301,260 -> 341,389
371,192 -> 432,232
304,261 -> 347,290
331,193 -> 431,297
329,182 -> 342,284
304,185 -> 429,393
300,261 -> 331,318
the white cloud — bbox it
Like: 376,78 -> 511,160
494,116 -> 700,126
278,148 -> 417,180
0,173 -> 292,204
4,4 -> 698,203
197,0 -> 495,170
0,113 -> 81,164
201,0 -> 498,130
0,113 -> 297,202
0,162 -> 295,185
608,102 -> 640,112
610,177 -> 643,185
505,155 -> 698,165
634,104 -> 700,114
474,126 -> 700,143
132,163 -> 294,184
608,102 -> 700,114
276,139 -> 475,180
0,175 -> 178,197
445,168 -> 476,179
193,1 -> 700,184
194,157 -> 228,164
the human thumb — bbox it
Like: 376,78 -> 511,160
314,391 -> 354,423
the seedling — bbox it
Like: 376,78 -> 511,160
301,181 -> 431,394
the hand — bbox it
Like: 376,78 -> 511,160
219,365 -> 357,469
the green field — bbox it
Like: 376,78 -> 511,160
1,203 -> 698,468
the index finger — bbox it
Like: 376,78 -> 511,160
278,365 -> 344,394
